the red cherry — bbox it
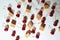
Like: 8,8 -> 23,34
50,28 -> 55,35
7,6 -> 13,13
17,4 -> 21,8
36,35 -> 39,39
7,7 -> 12,11
41,17 -> 46,24
22,19 -> 27,23
16,38 -> 19,40
16,13 -> 20,17
41,0 -> 45,3
51,5 -> 55,10
12,33 -> 15,37
53,20 -> 59,26
28,0 -> 32,3
38,10 -> 43,17
15,35 -> 20,40
22,24 -> 26,30
36,32 -> 40,39
50,31 -> 54,35
4,27 -> 8,31
4,25 -> 9,31
31,30 -> 35,34
11,30 -> 16,37
6,18 -> 10,23
30,14 -> 34,20
49,10 -> 54,17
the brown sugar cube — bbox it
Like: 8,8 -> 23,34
25,30 -> 31,38
27,21 -> 33,30
10,19 -> 16,28
24,16 -> 27,20
8,10 -> 14,17
26,5 -> 32,13
36,8 -> 43,20
21,0 -> 25,2
58,26 -> 60,32
43,1 -> 50,9
36,13 -> 41,20
39,24 -> 46,31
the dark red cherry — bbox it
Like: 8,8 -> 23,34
51,5 -> 55,10
15,35 -> 20,40
22,24 -> 26,30
7,7 -> 12,11
41,0 -> 45,3
4,25 -> 9,31
17,4 -> 21,8
28,0 -> 32,3
16,13 -> 20,17
22,16 -> 27,23
53,20 -> 59,26
49,10 -> 54,17
36,32 -> 40,39
50,28 -> 56,35
11,30 -> 16,37
4,27 -> 8,31
30,14 -> 34,20
22,19 -> 27,23
41,17 -> 46,24
6,18 -> 10,23
31,27 -> 36,34
38,10 -> 43,17
31,30 -> 35,34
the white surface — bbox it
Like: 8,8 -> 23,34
0,0 -> 60,40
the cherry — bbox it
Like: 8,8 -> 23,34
41,17 -> 46,24
38,10 -> 43,17
51,5 -> 55,10
4,25 -> 9,31
36,35 -> 39,39
50,28 -> 55,35
17,4 -> 21,8
16,13 -> 20,17
22,24 -> 26,30
4,27 -> 8,31
28,0 -> 32,3
6,18 -> 10,23
31,27 -> 36,34
7,6 -> 13,13
53,20 -> 59,26
22,16 -> 27,23
22,19 -> 27,23
11,30 -> 16,37
49,10 -> 54,17
7,7 -> 12,11
15,35 -> 20,40
41,0 -> 45,3
30,14 -> 34,20
31,29 -> 35,34
36,32 -> 40,39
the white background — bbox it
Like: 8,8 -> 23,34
0,0 -> 60,40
